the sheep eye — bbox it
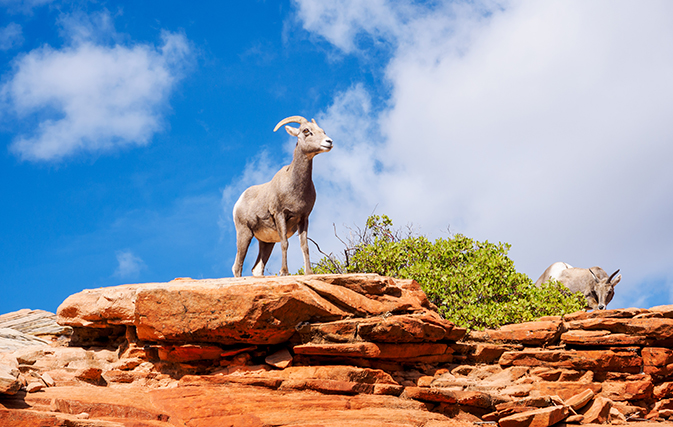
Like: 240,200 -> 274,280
303,129 -> 311,136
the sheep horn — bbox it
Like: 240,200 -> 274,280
273,116 -> 308,132
608,269 -> 621,283
588,268 -> 599,283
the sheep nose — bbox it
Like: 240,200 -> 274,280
598,304 -> 605,310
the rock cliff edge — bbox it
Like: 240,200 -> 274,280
1,274 -> 672,426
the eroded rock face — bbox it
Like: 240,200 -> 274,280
1,275 -> 673,426
57,274 -> 460,347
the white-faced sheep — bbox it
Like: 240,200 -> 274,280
232,116 -> 333,277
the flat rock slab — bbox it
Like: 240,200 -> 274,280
469,320 -> 565,346
498,405 -> 570,427
0,309 -> 71,337
499,349 -> 642,374
0,328 -> 50,353
1,383 -> 467,427
57,274 -> 459,346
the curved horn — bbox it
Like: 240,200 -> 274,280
273,116 -> 308,132
608,269 -> 621,282
588,268 -> 599,283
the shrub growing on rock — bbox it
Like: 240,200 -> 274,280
307,215 -> 584,330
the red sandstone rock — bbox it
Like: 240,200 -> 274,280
563,308 -> 648,322
580,396 -> 612,424
404,387 -> 458,404
610,406 -> 628,425
642,347 -> 673,378
498,405 -> 570,427
654,381 -> 673,399
499,349 -> 641,373
474,320 -> 564,346
156,344 -> 223,362
483,406 -> 540,422
565,317 -> 673,341
357,314 -> 449,342
564,388 -> 594,411
293,342 -> 452,361
451,342 -> 523,364
601,379 -> 653,401
532,382 -> 602,401
303,313 -> 454,344
6,275 -> 672,426
648,304 -> 673,318
495,396 -> 561,412
57,275 -> 450,347
648,398 -> 673,418
560,329 -> 650,346
265,348 -> 292,369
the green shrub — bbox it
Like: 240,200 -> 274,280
308,215 -> 584,330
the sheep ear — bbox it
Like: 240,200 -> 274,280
611,274 -> 621,287
285,126 -> 300,137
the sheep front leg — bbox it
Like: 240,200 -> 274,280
298,217 -> 313,275
275,214 -> 290,276
232,226 -> 254,277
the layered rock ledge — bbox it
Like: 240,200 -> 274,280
0,274 -> 672,426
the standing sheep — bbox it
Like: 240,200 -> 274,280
232,116 -> 333,277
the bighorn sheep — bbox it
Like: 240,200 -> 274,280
232,116 -> 333,277
535,262 -> 621,310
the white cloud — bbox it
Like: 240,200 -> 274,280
0,22 -> 23,50
293,0 -> 405,53
113,250 -> 146,279
293,0 -> 673,308
2,12 -> 191,162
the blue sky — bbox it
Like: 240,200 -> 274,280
1,1 -> 672,315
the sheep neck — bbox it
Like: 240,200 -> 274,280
288,146 -> 314,192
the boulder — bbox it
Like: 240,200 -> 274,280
265,348 -> 293,369
57,275 -> 454,346
580,396 -> 612,424
642,347 -> 673,378
0,364 -> 21,395
498,405 -> 570,427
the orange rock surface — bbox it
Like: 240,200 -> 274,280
2,274 -> 673,426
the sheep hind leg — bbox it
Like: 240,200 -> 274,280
252,241 -> 274,277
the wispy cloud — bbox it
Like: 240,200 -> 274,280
113,250 -> 146,279
290,0 -> 673,308
0,22 -> 23,50
0,0 -> 55,14
2,10 -> 192,162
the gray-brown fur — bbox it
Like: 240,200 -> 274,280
535,261 -> 621,310
232,116 -> 333,277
